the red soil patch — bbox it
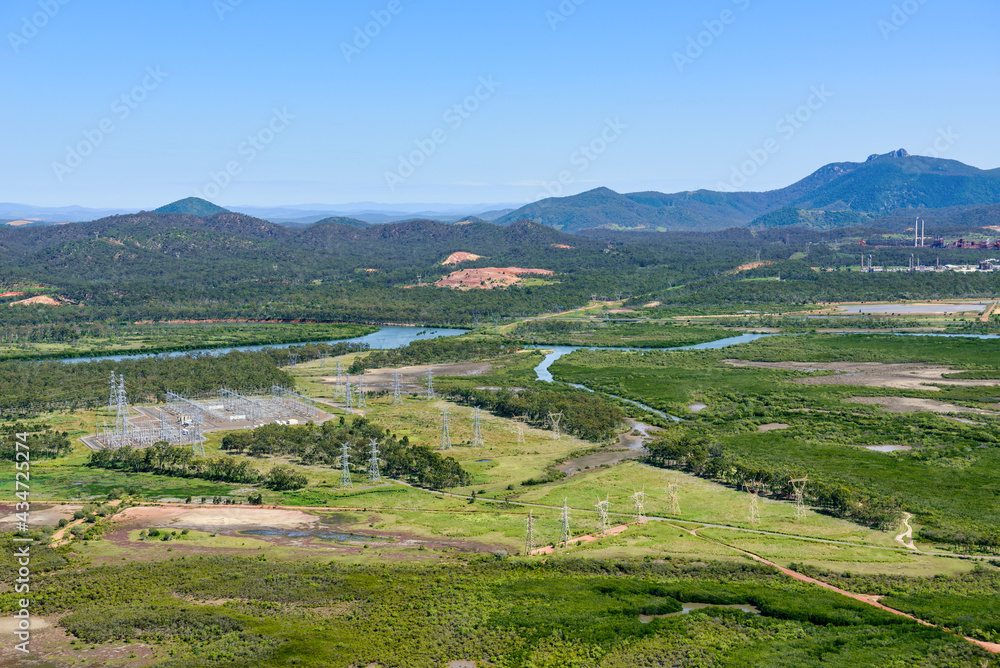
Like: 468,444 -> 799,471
731,261 -> 774,274
0,291 -> 25,298
435,267 -> 554,290
442,252 -> 483,266
9,295 -> 61,306
532,523 -> 630,555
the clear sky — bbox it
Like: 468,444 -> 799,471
2,0 -> 998,209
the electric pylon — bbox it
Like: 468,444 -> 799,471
790,477 -> 809,520
339,442 -> 353,488
548,412 -> 563,440
472,407 -> 484,447
441,408 -> 452,450
665,483 -> 681,516
513,415 -> 527,444
392,370 -> 402,405
345,379 -> 354,410
425,368 -> 434,399
357,375 -> 367,408
525,510 -> 536,555
560,498 -> 572,547
335,360 -> 344,398
595,495 -> 611,536
744,481 -> 763,525
367,438 -> 381,484
631,488 -> 647,524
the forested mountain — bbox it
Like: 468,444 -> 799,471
497,151 -> 1000,233
154,197 -> 231,217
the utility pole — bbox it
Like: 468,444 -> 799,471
790,477 -> 808,520
392,370 -> 403,405
472,407 -> 484,447
340,442 -> 353,488
441,408 -> 452,450
368,438 -> 381,485
548,412 -> 563,440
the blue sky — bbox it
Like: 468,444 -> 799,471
1,0 -> 997,208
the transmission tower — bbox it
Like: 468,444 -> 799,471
472,407 -> 485,447
108,371 -> 117,416
513,415 -> 527,444
425,368 -> 435,399
525,510 -> 536,555
595,495 -> 611,536
744,481 -> 763,525
631,488 -> 647,524
790,477 -> 809,520
288,353 -> 300,367
548,412 -> 564,440
336,360 -> 345,398
115,375 -> 130,435
392,370 -> 403,405
339,442 -> 353,488
440,408 -> 452,450
665,483 -> 681,516
345,378 -> 354,410
357,375 -> 367,408
367,438 -> 382,484
560,498 -> 572,547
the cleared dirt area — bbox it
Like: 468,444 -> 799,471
328,362 -> 492,393
845,396 -> 999,415
551,244 -> 574,249
725,360 -> 1000,391
9,295 -> 61,306
732,261 -> 773,274
757,423 -> 790,433
113,505 -> 320,531
0,504 -> 78,529
441,251 -> 482,265
435,267 -> 553,290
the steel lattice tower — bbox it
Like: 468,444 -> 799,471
560,498 -> 572,547
548,412 -> 563,440
357,375 -> 367,408
665,483 -> 681,516
524,510 -> 536,555
514,415 -> 527,444
472,407 -> 484,447
745,481 -> 763,525
392,370 -> 403,404
631,488 -> 647,524
340,442 -> 353,488
345,379 -> 354,410
336,361 -> 345,398
790,477 -> 809,520
425,368 -> 434,399
595,495 -> 611,536
367,438 -> 381,484
441,408 -> 452,450
108,371 -> 117,416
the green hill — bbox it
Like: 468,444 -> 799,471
154,197 -> 230,217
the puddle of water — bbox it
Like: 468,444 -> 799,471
475,459 -> 493,463
948,417 -> 984,425
240,528 -> 390,542
861,445 -> 912,453
639,602 -> 760,623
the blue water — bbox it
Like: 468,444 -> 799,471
57,326 -> 468,364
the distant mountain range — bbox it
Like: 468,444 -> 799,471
496,151 -> 1000,232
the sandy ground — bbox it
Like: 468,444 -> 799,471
112,505 -> 320,531
0,616 -> 159,667
441,252 -> 482,265
757,423 -> 790,432
434,267 -> 554,290
325,362 -> 493,392
551,244 -> 574,249
844,396 -> 998,415
9,295 -> 61,306
0,504 -> 78,530
725,360 -> 1000,391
